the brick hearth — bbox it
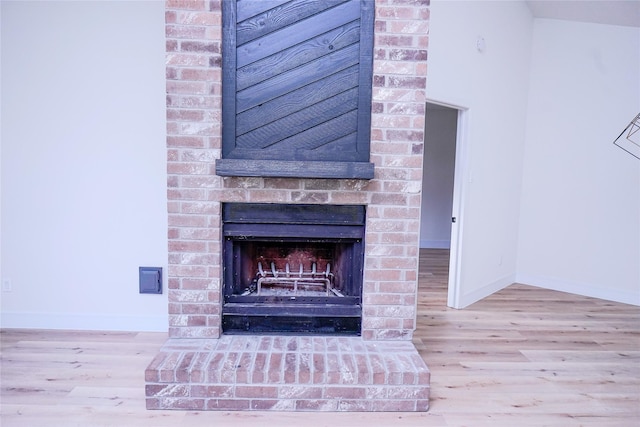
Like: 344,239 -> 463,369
146,336 -> 429,411
148,0 -> 431,412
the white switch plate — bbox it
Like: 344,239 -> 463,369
2,279 -> 12,292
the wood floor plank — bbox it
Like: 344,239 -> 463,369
520,349 -> 640,362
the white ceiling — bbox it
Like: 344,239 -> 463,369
525,0 -> 640,28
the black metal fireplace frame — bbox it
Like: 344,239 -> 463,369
221,203 -> 365,335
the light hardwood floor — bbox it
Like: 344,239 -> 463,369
1,249 -> 639,426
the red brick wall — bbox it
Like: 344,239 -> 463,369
165,0 -> 429,340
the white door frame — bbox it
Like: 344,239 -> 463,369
425,98 -> 469,309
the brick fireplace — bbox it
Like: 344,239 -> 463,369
146,0 -> 431,411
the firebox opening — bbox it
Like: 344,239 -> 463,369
221,203 -> 365,335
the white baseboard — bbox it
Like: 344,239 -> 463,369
0,311 -> 168,332
516,273 -> 640,307
420,239 -> 451,249
456,273 -> 516,309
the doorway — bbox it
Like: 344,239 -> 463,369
422,101 -> 468,308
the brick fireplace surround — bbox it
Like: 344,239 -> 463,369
146,0 -> 431,411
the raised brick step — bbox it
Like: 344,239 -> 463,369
145,335 -> 430,411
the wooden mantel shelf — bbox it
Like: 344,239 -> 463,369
215,159 -> 375,180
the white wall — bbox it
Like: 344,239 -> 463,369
517,19 -> 640,305
427,0 -> 533,306
0,1 -> 168,331
421,105 -> 457,248
1,1 -> 637,334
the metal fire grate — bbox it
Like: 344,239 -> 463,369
243,262 -> 344,297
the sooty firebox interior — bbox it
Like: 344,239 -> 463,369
222,203 -> 365,335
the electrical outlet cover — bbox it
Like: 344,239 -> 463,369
139,267 -> 162,294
